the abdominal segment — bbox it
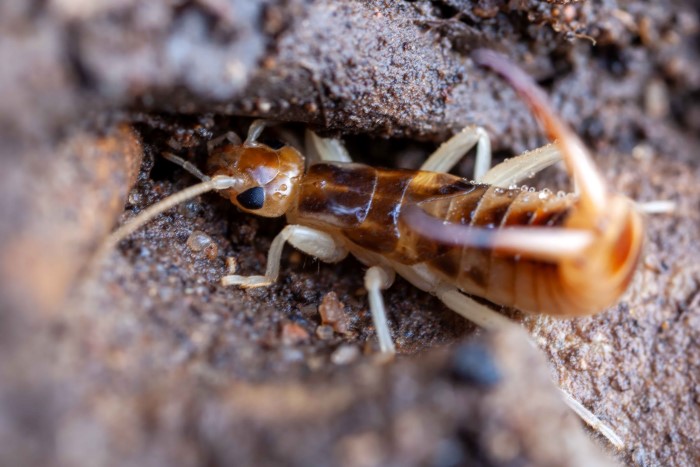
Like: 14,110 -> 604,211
296,162 -> 574,313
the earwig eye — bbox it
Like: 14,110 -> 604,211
237,186 -> 265,210
258,136 -> 286,150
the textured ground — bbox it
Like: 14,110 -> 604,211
1,1 -> 699,466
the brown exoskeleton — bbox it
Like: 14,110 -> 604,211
98,51 -> 651,448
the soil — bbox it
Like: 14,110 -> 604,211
1,1 -> 699,466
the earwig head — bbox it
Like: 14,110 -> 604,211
557,196 -> 645,316
207,138 -> 304,217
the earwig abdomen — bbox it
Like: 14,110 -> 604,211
556,197 -> 644,316
290,162 -> 600,317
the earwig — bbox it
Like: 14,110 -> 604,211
96,51 -> 648,449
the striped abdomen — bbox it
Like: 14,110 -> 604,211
292,162 -> 578,314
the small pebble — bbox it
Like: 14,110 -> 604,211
281,322 -> 310,346
331,344 -> 360,365
316,325 -> 334,340
187,230 -> 218,259
319,292 -> 351,334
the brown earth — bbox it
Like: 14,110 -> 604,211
1,1 -> 699,466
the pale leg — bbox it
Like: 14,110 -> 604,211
434,283 -> 623,449
305,130 -> 353,163
207,131 -> 242,153
559,388 -> 624,449
434,285 -> 514,331
222,225 -> 348,288
478,143 -> 562,187
245,120 -> 270,145
420,126 -> 491,179
364,265 -> 397,355
637,200 -> 676,214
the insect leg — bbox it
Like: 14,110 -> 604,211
478,143 -> 562,187
305,131 -> 353,163
434,284 -> 624,448
558,388 -> 624,449
245,120 -> 272,145
434,285 -> 514,330
222,225 -> 348,288
207,131 -> 242,153
420,126 -> 491,179
364,265 -> 397,355
636,200 -> 676,214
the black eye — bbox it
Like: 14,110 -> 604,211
258,136 -> 286,150
237,186 -> 265,210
